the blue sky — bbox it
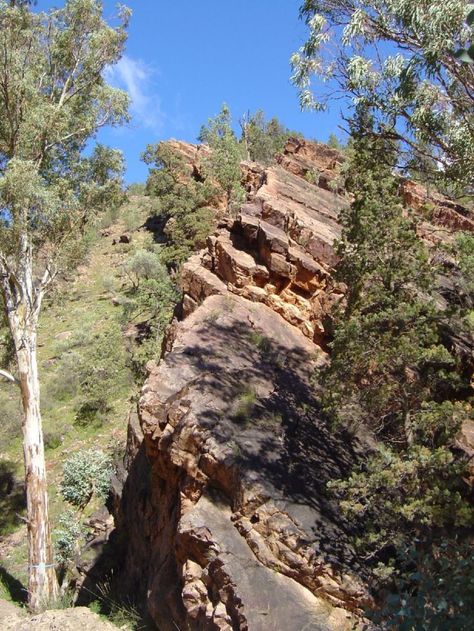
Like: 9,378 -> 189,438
41,1 -> 346,183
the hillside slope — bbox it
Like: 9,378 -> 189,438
0,199 -> 153,600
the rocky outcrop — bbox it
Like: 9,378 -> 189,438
182,147 -> 347,344
276,137 -> 345,194
119,295 -> 368,631
401,180 -> 474,234
114,138 -> 473,631
110,140 -> 367,631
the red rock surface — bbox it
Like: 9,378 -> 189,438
114,138 -> 473,631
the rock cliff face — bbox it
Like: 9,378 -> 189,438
115,138 -> 473,630
181,140 -> 346,346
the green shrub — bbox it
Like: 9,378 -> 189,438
233,387 -> 257,423
60,449 -> 113,510
44,431 -> 62,450
122,205 -> 142,232
54,509 -> 84,565
99,205 -> 120,230
55,329 -> 92,354
128,333 -> 161,380
126,182 -> 146,196
143,142 -> 215,269
248,331 -> 271,354
240,110 -> 297,165
0,459 -> 25,536
263,411 -> 283,427
371,543 -> 474,631
123,249 -> 165,289
199,104 -> 246,214
121,270 -> 179,378
0,393 -> 21,448
91,575 -> 143,630
46,351 -> 82,402
455,231 -> 474,308
304,169 -> 320,185
74,397 -> 108,429
101,274 -> 117,294
75,324 -> 132,421
327,133 -> 345,151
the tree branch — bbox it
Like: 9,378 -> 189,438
0,368 -> 19,385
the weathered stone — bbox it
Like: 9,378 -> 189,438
257,219 -> 289,256
401,180 -> 474,233
110,135 -> 472,631
238,213 -> 260,241
276,137 -> 345,194
214,236 -> 269,288
241,161 -> 266,198
116,295 -> 368,630
181,253 -> 227,303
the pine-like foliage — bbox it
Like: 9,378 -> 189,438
325,109 -> 455,441
143,142 -> 215,269
240,110 -> 294,165
323,107 -> 472,563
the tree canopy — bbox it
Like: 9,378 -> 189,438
199,104 -> 245,213
240,109 -> 295,164
0,0 -> 129,287
321,105 -> 473,627
291,0 -> 474,193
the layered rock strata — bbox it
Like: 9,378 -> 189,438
113,138 -> 473,631
182,146 -> 347,344
120,295 -> 368,631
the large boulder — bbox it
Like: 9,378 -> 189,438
117,295 -> 369,630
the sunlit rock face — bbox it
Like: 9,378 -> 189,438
114,138 -> 473,630
181,139 -> 348,347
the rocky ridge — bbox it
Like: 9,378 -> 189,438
181,138 -> 346,345
112,138 -> 473,631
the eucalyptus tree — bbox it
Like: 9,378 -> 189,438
198,104 -> 245,213
291,0 -> 474,194
0,0 -> 129,611
239,110 -> 294,164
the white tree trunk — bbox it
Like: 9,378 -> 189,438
13,323 -> 59,612
2,243 -> 60,613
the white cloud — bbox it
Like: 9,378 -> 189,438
106,55 -> 163,133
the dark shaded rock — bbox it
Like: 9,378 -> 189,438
117,295 -> 369,630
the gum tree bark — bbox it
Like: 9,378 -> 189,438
0,247 -> 58,611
